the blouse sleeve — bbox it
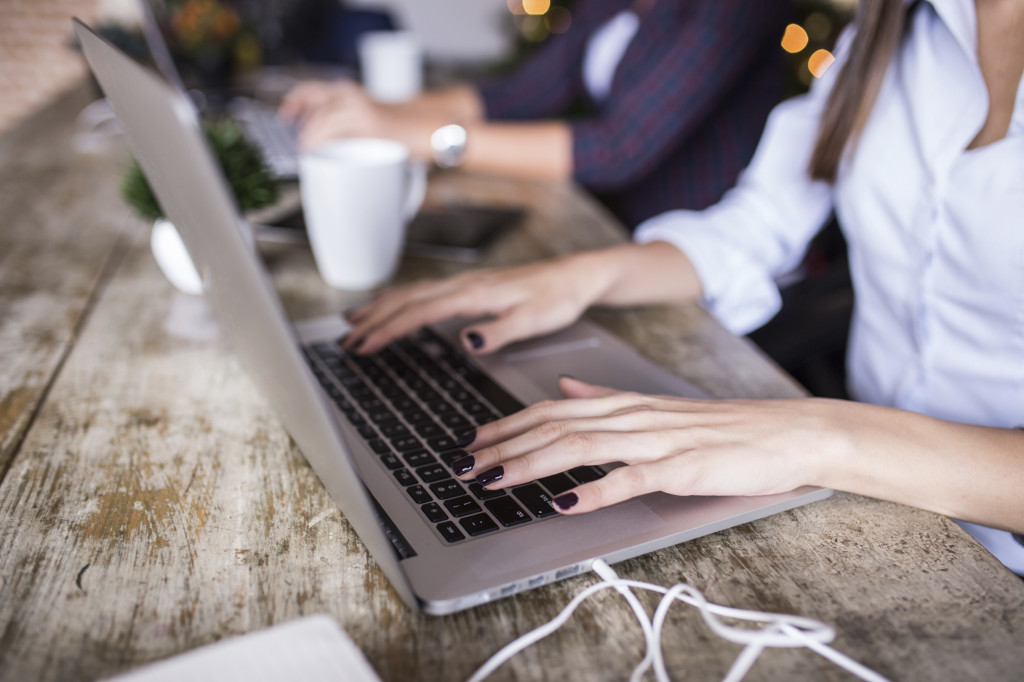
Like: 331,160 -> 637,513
633,30 -> 855,335
570,0 -> 789,191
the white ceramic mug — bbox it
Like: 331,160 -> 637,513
358,31 -> 423,103
299,138 -> 426,290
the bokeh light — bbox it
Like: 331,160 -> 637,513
506,0 -> 525,15
780,24 -> 809,53
808,49 -> 836,78
545,6 -> 572,34
522,0 -> 551,16
804,12 -> 833,41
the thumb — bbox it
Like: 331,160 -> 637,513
558,375 -> 621,399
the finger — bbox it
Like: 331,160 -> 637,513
459,300 -> 581,355
344,277 -> 465,345
476,428 -> 675,492
551,458 -> 683,514
459,403 -> 701,483
354,287 -> 502,354
558,375 -> 621,399
465,392 -> 648,453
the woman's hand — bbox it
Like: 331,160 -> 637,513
278,80 -> 357,124
452,376 -> 860,514
343,254 -> 614,355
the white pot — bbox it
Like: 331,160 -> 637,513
150,218 -> 203,295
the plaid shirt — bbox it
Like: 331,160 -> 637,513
478,0 -> 790,230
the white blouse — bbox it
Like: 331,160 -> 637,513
635,0 -> 1024,571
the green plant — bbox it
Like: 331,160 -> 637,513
121,118 -> 279,222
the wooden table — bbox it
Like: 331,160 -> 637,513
1,85 -> 1023,682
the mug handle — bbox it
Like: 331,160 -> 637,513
403,161 -> 428,220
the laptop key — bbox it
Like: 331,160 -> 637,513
416,464 -> 450,483
414,421 -> 445,439
421,502 -> 448,523
485,497 -> 531,527
439,413 -> 472,432
394,468 -> 416,486
569,466 -> 606,484
426,436 -> 456,452
379,422 -> 411,439
391,436 -> 424,452
513,484 -> 558,518
459,513 -> 500,537
538,473 -> 575,497
402,408 -> 433,424
403,450 -> 435,468
437,521 -> 466,543
407,485 -> 431,505
369,410 -> 395,424
380,453 -> 402,470
469,482 -> 507,501
439,449 -> 469,468
357,424 -> 376,439
473,411 -> 500,425
429,479 -> 465,500
424,399 -> 457,414
443,495 -> 482,518
368,439 -> 390,455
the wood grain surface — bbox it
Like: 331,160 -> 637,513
1,85 -> 1022,682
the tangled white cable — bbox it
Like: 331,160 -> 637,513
465,559 -> 890,682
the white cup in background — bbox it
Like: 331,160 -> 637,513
358,31 -> 423,103
299,139 -> 426,290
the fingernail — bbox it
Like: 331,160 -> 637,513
475,465 -> 504,487
451,455 -> 475,476
455,429 -> 476,448
552,492 -> 578,511
466,331 -> 484,350
558,374 -> 577,381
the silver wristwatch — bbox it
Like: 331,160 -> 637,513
430,123 -> 468,169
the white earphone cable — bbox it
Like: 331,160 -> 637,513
465,559 -> 890,682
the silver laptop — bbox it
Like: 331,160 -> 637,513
74,19 -> 831,615
136,0 -> 299,179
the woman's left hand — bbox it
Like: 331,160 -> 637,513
455,376 -> 862,513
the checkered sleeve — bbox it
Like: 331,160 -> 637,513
476,5 -> 597,121
571,0 -> 789,191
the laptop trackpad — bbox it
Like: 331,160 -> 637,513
498,324 -> 709,400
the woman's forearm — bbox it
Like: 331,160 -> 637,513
812,403 -> 1024,533
565,241 -> 704,309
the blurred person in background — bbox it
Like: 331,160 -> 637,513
280,0 -> 792,230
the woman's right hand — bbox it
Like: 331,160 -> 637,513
342,253 -> 612,355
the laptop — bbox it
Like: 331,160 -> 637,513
74,19 -> 832,615
136,0 -> 299,179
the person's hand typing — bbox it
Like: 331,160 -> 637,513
452,376 -> 867,513
278,80 -> 355,123
342,255 -> 611,355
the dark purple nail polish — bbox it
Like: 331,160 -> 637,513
451,455 -> 475,476
466,331 -> 484,350
553,492 -> 579,510
455,429 -> 477,448
476,465 -> 504,487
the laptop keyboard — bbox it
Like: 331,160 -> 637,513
230,102 -> 299,178
302,327 -> 606,544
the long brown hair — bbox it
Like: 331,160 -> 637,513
809,0 -> 909,182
